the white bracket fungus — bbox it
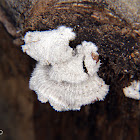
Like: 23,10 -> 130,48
22,26 -> 75,65
123,80 -> 140,100
22,26 -> 109,111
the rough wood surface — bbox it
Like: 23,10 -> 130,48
0,0 -> 139,140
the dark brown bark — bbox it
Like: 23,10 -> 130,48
0,0 -> 139,140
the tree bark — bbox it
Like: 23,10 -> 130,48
0,0 -> 139,140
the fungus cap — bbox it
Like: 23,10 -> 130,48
22,26 -> 109,111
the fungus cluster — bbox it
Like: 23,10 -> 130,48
22,26 -> 109,111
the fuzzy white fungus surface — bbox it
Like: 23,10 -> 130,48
123,80 -> 140,100
22,26 -> 109,111
22,26 -> 75,65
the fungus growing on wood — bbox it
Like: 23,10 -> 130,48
22,26 -> 75,65
123,80 -> 140,100
22,26 -> 109,111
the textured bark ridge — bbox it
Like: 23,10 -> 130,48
0,0 -> 140,140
